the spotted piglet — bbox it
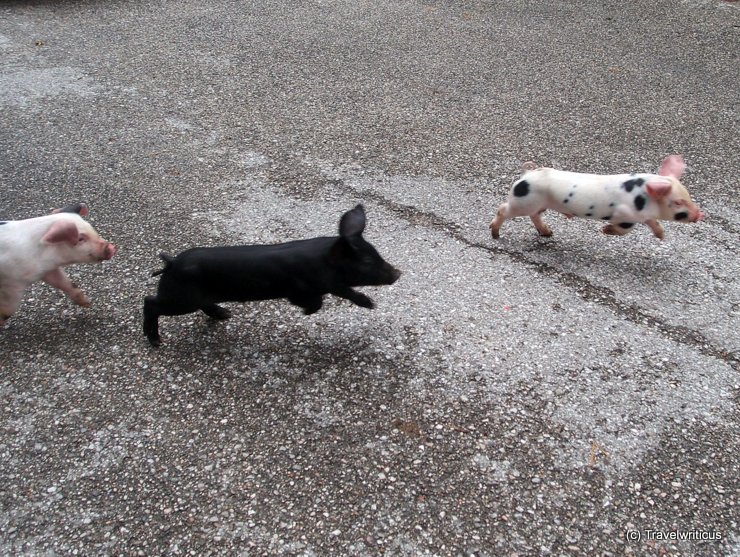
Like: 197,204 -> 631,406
489,155 -> 704,240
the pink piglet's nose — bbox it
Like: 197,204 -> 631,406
104,243 -> 118,260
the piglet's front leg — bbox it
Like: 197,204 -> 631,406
42,268 -> 91,307
645,219 -> 665,240
333,287 -> 374,309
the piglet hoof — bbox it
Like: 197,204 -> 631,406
602,224 -> 618,236
532,223 -> 553,237
72,291 -> 91,307
148,336 -> 162,348
212,307 -> 232,320
652,227 -> 665,241
354,294 -> 375,309
202,304 -> 231,320
489,224 -> 500,239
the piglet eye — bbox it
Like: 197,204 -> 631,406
78,234 -> 87,243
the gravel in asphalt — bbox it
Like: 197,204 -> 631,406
1,0 -> 738,555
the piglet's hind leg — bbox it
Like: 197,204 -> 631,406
489,202 -> 511,239
0,285 -> 25,326
143,295 -> 208,347
143,295 -> 172,347
529,211 -> 553,237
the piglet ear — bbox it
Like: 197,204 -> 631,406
52,202 -> 89,217
658,155 -> 685,180
338,205 -> 366,238
645,180 -> 672,201
41,221 -> 79,245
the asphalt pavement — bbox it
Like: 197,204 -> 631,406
1,0 -> 738,555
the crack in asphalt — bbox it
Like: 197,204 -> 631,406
352,187 -> 739,372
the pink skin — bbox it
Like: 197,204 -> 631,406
0,206 -> 116,326
645,156 -> 704,224
658,154 -> 685,181
490,155 -> 704,240
41,220 -> 118,261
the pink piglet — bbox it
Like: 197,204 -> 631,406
0,203 -> 117,326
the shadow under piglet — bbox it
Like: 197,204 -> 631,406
143,205 -> 401,347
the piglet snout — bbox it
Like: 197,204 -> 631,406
98,242 -> 118,261
102,243 -> 118,260
688,207 -> 705,222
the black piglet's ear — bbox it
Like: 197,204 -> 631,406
329,235 -> 356,260
338,205 -> 366,238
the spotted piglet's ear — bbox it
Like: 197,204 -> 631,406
658,155 -> 685,180
645,181 -> 672,201
41,221 -> 79,245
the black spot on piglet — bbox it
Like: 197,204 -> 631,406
674,211 -> 689,221
513,180 -> 530,197
634,195 -> 646,211
618,222 -> 635,229
622,178 -> 645,192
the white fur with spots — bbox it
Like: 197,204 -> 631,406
489,155 -> 704,240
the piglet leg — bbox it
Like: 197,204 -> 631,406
42,268 -> 91,307
602,224 -> 629,236
0,284 -> 25,326
288,294 -> 324,314
202,304 -> 232,320
644,219 -> 665,240
333,287 -> 374,309
529,212 -> 553,237
489,202 -> 509,239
